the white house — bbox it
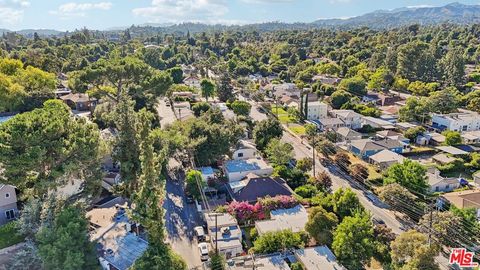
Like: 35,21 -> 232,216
223,158 -> 273,182
232,140 -> 258,160
331,110 -> 363,130
362,116 -> 395,129
204,213 -> 243,259
255,205 -> 308,236
183,75 -> 201,89
431,109 -> 480,132
306,101 -> 328,120
294,246 -> 346,270
427,167 -> 461,193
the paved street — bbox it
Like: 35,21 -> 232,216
164,174 -> 203,269
156,98 -> 177,128
281,130 -> 405,234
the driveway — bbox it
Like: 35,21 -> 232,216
164,174 -> 204,269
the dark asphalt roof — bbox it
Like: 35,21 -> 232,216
229,177 -> 293,203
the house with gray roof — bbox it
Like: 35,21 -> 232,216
226,174 -> 293,203
335,127 -> 362,142
349,139 -> 404,159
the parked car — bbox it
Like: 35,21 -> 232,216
186,195 -> 195,204
194,226 -> 206,242
372,217 -> 385,225
198,243 -> 209,262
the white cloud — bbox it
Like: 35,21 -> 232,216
132,0 -> 228,23
329,0 -> 351,3
0,0 -> 30,25
51,2 -> 112,18
241,0 -> 295,3
406,5 -> 434,9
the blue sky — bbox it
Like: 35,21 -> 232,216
0,0 -> 478,31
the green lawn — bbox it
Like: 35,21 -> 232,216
289,125 -> 306,135
271,105 -> 288,115
0,221 -> 24,249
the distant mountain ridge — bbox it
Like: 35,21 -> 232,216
2,2 -> 480,37
313,2 -> 480,28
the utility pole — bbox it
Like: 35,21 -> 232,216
312,134 -> 316,176
208,213 -> 223,254
215,214 -> 218,254
427,202 -> 434,247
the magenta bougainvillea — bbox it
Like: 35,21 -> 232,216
224,195 -> 298,223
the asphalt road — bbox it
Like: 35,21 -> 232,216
164,172 -> 204,269
281,131 -> 406,234
156,98 -> 177,128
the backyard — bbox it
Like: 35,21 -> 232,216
0,222 -> 24,249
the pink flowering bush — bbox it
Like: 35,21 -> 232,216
259,195 -> 299,211
224,195 -> 298,223
226,201 -> 265,223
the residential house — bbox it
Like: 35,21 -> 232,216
335,127 -> 362,142
306,101 -> 328,120
204,213 -> 243,258
428,132 -> 446,145
60,93 -> 97,111
232,140 -> 258,160
279,95 -> 299,108
227,174 -> 293,203
349,139 -> 403,159
427,167 -> 461,193
180,64 -> 196,76
223,158 -> 273,182
431,109 -> 480,132
435,146 -> 469,156
315,118 -> 345,131
102,172 -> 121,192
331,110 -> 363,130
255,205 -> 308,236
369,149 -> 405,170
268,83 -> 300,100
312,74 -> 342,85
0,184 -> 18,225
396,122 -> 420,132
199,166 -> 215,181
461,131 -> 480,144
183,75 -> 201,88
226,254 -> 291,270
432,153 -> 457,165
376,130 -> 410,144
54,88 -> 72,98
441,190 -> 480,219
362,116 -> 395,130
171,91 -> 196,100
379,105 -> 400,117
362,92 -> 381,104
294,246 -> 346,270
88,204 -> 148,270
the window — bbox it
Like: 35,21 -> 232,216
237,152 -> 244,158
435,186 -> 439,192
5,209 -> 14,220
5,193 -> 9,198
446,184 -> 450,189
